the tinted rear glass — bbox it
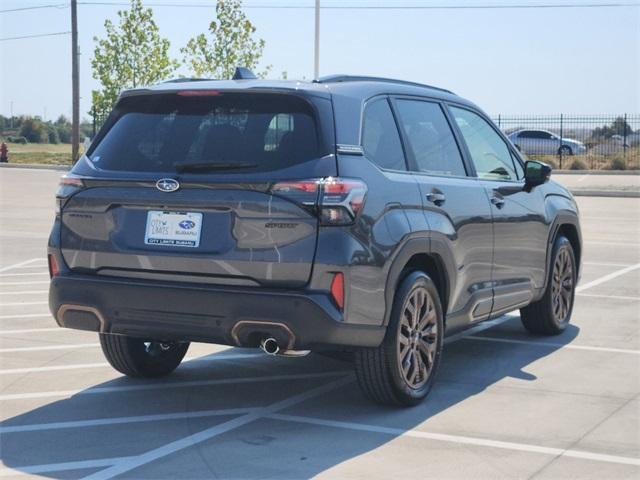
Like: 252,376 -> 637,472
88,93 -> 322,173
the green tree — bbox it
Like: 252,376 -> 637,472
91,0 -> 178,120
19,118 -> 47,143
181,0 -> 270,79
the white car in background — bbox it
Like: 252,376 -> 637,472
508,129 -> 587,156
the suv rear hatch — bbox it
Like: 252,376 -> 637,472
59,90 -> 336,288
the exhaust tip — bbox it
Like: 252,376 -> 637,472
260,337 -> 280,356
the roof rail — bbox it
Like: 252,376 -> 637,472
163,78 -> 214,84
314,75 -> 454,94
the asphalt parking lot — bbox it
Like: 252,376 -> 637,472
0,168 -> 638,479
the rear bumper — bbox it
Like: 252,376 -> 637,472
49,273 -> 385,350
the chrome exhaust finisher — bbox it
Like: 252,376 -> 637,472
259,337 -> 310,357
260,337 -> 280,355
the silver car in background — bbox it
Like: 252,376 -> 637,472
508,129 -> 587,156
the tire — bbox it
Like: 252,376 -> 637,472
99,333 -> 189,378
355,271 -> 444,406
558,145 -> 573,156
520,235 -> 576,335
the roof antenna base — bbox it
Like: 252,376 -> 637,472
232,67 -> 257,80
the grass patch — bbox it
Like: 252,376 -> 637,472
2,142 -> 82,165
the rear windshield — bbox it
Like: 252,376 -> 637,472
88,93 -> 322,173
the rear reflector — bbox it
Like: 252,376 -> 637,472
48,254 -> 59,278
330,272 -> 345,310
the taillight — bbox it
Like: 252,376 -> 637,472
330,272 -> 345,310
48,254 -> 59,278
270,177 -> 367,225
56,175 -> 85,214
319,177 -> 367,225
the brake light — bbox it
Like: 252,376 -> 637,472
48,254 -> 59,278
177,90 -> 221,96
270,177 -> 367,225
330,272 -> 345,310
59,175 -> 84,187
319,177 -> 367,225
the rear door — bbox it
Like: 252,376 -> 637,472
391,97 -> 495,328
60,91 -> 335,288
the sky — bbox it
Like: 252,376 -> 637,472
0,0 -> 639,120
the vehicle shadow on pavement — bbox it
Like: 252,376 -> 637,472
1,318 -> 580,479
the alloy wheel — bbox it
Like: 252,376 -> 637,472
551,247 -> 574,322
397,287 -> 438,389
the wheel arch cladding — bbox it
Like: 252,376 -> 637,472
557,223 -> 581,276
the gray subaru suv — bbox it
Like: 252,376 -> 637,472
48,72 -> 581,406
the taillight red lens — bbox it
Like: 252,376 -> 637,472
320,177 -> 367,225
330,272 -> 345,310
271,180 -> 319,194
48,254 -> 59,278
59,175 -> 84,188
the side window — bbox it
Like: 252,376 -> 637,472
394,99 -> 466,177
362,98 -> 407,171
450,107 -> 519,181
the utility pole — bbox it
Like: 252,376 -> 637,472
10,101 -> 13,129
71,0 -> 80,162
314,0 -> 320,79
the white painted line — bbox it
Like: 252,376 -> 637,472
0,371 -> 348,401
268,413 -> 640,467
0,407 -> 255,434
13,265 -> 47,270
577,263 -> 640,293
0,457 -> 135,478
0,258 -> 41,274
577,293 -> 640,301
0,280 -> 49,286
82,376 -> 353,480
0,272 -> 49,277
465,335 -> 640,355
0,290 -> 48,296
0,301 -> 48,307
586,241 -> 640,247
0,313 -> 51,320
0,327 -> 60,335
0,352 -> 261,375
0,342 -> 98,353
583,261 -> 635,268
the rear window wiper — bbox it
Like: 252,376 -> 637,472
174,161 -> 258,173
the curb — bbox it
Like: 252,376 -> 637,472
0,163 -> 70,171
554,170 -> 640,175
570,190 -> 640,198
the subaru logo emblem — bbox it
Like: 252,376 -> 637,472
156,178 -> 179,192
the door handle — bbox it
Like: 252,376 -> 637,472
426,192 -> 446,205
490,196 -> 505,209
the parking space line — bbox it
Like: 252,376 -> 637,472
0,353 -> 262,375
576,263 -> 640,293
82,376 -> 353,480
0,259 -> 41,274
0,407 -> 256,434
577,293 -> 640,301
0,371 -> 349,401
586,241 -> 640,247
0,272 -> 49,277
465,336 -> 640,355
0,457 -> 135,478
0,313 -> 51,320
0,327 -> 60,335
0,290 -> 48,296
268,413 -> 640,467
583,261 -> 636,268
0,281 -> 50,286
0,343 -> 99,353
0,301 -> 48,307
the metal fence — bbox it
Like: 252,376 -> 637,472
492,114 -> 640,170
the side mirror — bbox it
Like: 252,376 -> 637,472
524,160 -> 551,188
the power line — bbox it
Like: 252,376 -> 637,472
0,31 -> 71,42
0,3 -> 68,14
76,1 -> 640,9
